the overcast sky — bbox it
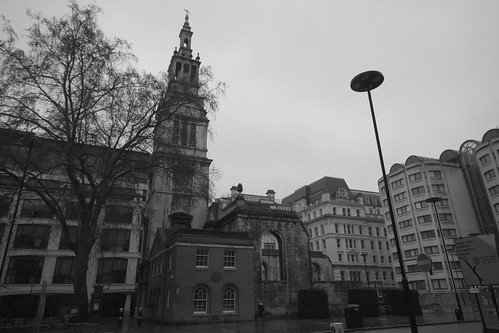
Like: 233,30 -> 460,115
3,1 -> 499,200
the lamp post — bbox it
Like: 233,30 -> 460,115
351,71 -> 418,333
425,196 -> 464,321
0,137 -> 37,283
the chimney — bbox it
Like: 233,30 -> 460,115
266,189 -> 276,202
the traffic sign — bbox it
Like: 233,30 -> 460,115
455,234 -> 499,286
417,253 -> 433,273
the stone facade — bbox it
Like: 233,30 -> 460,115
207,192 -> 312,315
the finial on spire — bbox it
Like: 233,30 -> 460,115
184,9 -> 190,22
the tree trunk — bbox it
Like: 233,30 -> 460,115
72,239 -> 92,321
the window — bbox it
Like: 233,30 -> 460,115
396,206 -> 409,215
371,241 -> 375,249
105,205 -> 133,224
222,286 -> 236,312
96,258 -> 127,284
399,219 -> 413,229
414,201 -> 428,209
20,199 -> 52,218
14,224 -> 50,249
417,215 -> 432,224
408,172 -> 422,182
314,227 -> 318,236
391,179 -> 403,189
421,230 -> 436,239
0,195 -> 12,217
394,192 -> 407,202
411,280 -> 427,290
361,240 -> 365,249
484,169 -> 496,181
439,213 -> 453,222
401,234 -> 416,243
53,257 -> 74,284
480,154 -> 491,165
424,245 -> 439,254
261,232 -> 284,280
368,227 -> 372,236
336,239 -> 341,247
432,184 -> 446,192
59,227 -> 78,250
321,224 -> 325,234
429,171 -> 442,179
411,186 -> 426,195
431,261 -> 444,271
450,261 -> 461,270
101,229 -> 131,252
196,249 -> 209,268
359,226 -> 363,235
379,241 -> 382,250
193,287 -> 208,313
494,203 -> 499,214
442,229 -> 457,238
5,256 -> 44,284
335,224 -> 339,233
404,248 -> 419,258
338,253 -> 343,262
322,239 -> 326,249
376,227 -> 380,236
340,271 -> 345,281
224,250 -> 236,269
372,255 -> 377,263
489,185 -> 499,197
432,279 -> 448,289
333,207 -> 337,215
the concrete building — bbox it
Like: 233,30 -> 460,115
474,128 -> 499,237
378,155 -> 482,299
282,177 -> 396,289
0,130 -> 147,319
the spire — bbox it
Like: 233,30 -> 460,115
167,13 -> 201,84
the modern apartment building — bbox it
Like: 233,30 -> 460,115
378,155 -> 482,295
474,128 -> 499,236
282,177 -> 395,288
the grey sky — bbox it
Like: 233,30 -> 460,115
3,0 -> 498,200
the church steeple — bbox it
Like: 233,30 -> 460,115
168,13 -> 201,84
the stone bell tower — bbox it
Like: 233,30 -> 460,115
146,14 -> 212,252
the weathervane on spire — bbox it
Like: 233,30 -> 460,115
184,8 -> 190,21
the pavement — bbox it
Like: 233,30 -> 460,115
54,318 -> 491,333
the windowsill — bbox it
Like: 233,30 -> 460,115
223,267 -> 237,271
191,313 -> 209,317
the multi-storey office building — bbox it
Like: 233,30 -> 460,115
378,155 -> 482,295
0,130 -> 148,319
282,177 -> 395,288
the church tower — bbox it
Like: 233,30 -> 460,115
146,14 -> 212,252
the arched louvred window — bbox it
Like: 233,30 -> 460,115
261,231 -> 284,281
311,263 -> 321,281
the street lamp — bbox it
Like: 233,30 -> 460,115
425,196 -> 464,321
351,71 -> 418,333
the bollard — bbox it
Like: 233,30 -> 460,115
137,307 -> 143,327
118,307 -> 123,327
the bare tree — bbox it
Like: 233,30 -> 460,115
0,1 -> 223,320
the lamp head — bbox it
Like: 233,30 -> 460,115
351,70 -> 384,92
425,196 -> 443,204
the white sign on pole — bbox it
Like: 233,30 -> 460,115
454,234 -> 499,286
